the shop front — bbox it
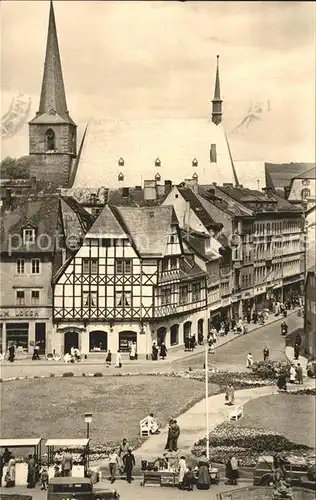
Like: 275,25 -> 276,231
0,307 -> 52,355
283,274 -> 304,301
253,285 -> 267,311
221,297 -> 232,322
241,289 -> 254,317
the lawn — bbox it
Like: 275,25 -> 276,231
234,394 -> 315,448
1,376 -> 220,446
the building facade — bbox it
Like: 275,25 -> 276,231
52,205 -> 208,357
304,267 -> 316,359
0,195 -> 91,355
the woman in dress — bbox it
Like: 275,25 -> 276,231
289,364 -> 296,383
178,456 -> 187,490
115,351 -> 122,368
5,455 -> 16,488
27,454 -> 36,488
196,457 -> 210,490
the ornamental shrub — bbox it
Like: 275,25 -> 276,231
251,360 -> 291,380
93,372 -> 103,377
62,372 -> 74,377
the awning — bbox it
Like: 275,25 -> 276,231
0,439 -> 42,447
45,439 -> 89,447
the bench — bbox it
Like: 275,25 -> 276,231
140,417 -> 150,436
229,404 -> 244,421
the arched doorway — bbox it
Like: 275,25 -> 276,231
64,331 -> 79,354
183,321 -> 192,342
157,327 -> 167,347
198,319 -> 204,343
89,331 -> 108,352
170,324 -> 179,346
119,331 -> 137,353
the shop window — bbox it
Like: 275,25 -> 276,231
35,323 -> 46,354
89,331 -> 108,352
119,331 -> 137,352
6,323 -> 29,349
31,290 -> 40,306
31,258 -> 40,274
16,290 -> 25,306
115,290 -> 132,308
16,258 -> 25,274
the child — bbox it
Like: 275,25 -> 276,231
183,466 -> 195,491
40,465 -> 49,490
246,353 -> 253,368
105,350 -> 112,366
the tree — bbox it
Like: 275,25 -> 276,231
0,155 -> 32,179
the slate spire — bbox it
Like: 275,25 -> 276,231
212,55 -> 223,125
38,1 -> 69,118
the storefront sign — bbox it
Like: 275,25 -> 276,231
283,275 -> 302,286
241,290 -> 254,300
0,309 -> 39,318
254,285 -> 266,296
272,281 -> 282,289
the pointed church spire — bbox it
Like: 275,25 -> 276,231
38,1 -> 69,119
212,55 -> 223,125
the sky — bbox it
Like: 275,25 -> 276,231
1,0 -> 315,162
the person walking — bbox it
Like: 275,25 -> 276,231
225,383 -> 235,405
196,456 -> 211,490
167,419 -> 180,452
294,343 -> 300,360
27,454 -> 37,488
61,452 -> 73,477
118,438 -> 129,464
246,353 -> 253,368
263,346 -> 269,361
123,449 -> 135,483
8,342 -> 15,363
105,350 -> 112,366
230,456 -> 239,485
160,343 -> 167,360
115,351 -> 122,368
129,342 -> 136,361
5,455 -> 16,488
108,449 -> 119,483
152,342 -> 158,360
178,456 -> 187,490
226,458 -> 233,484
296,363 -> 303,384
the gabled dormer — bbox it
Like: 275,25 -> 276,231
21,222 -> 37,245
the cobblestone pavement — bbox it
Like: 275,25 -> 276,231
0,311 -> 302,379
0,481 -> 249,500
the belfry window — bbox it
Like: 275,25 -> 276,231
118,172 -> 124,181
155,158 -> 161,167
192,158 -> 198,167
45,129 -> 55,151
155,173 -> 161,182
192,172 -> 198,180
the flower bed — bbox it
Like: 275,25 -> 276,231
192,422 -> 313,467
186,369 -> 273,389
251,360 -> 291,379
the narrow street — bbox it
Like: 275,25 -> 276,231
172,313 -> 302,372
0,314 -> 302,379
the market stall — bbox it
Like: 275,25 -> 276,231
45,439 -> 90,479
0,438 -> 42,486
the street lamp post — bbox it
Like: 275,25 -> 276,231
84,413 -> 92,469
204,317 -> 210,460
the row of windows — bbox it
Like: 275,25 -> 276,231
254,220 -> 301,236
16,289 -> 40,306
82,258 -> 133,275
16,258 -> 41,275
160,282 -> 201,305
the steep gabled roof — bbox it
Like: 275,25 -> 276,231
178,187 -> 223,231
86,204 -> 128,239
265,162 -> 315,189
115,205 -> 179,257
293,166 -> 316,180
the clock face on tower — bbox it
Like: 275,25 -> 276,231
302,179 -> 310,186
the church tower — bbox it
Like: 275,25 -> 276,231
29,1 -> 76,187
211,55 -> 223,125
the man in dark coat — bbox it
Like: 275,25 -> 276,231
8,343 -> 15,363
263,346 -> 269,361
294,343 -> 300,360
160,343 -> 167,360
123,449 -> 135,483
168,420 -> 180,452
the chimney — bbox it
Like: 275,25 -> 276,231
144,180 -> 157,201
208,187 -> 216,197
262,187 -> 273,196
184,200 -> 191,229
164,180 -> 172,196
185,178 -> 198,194
284,185 -> 291,199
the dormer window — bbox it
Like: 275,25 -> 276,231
90,193 -> 97,204
210,144 -> 217,163
301,188 -> 311,200
192,172 -> 198,180
192,158 -> 198,167
118,172 -> 124,181
155,173 -> 161,182
45,128 -> 55,151
118,158 -> 124,166
155,158 -> 161,167
23,227 -> 36,245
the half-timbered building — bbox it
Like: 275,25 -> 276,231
53,205 -> 208,357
